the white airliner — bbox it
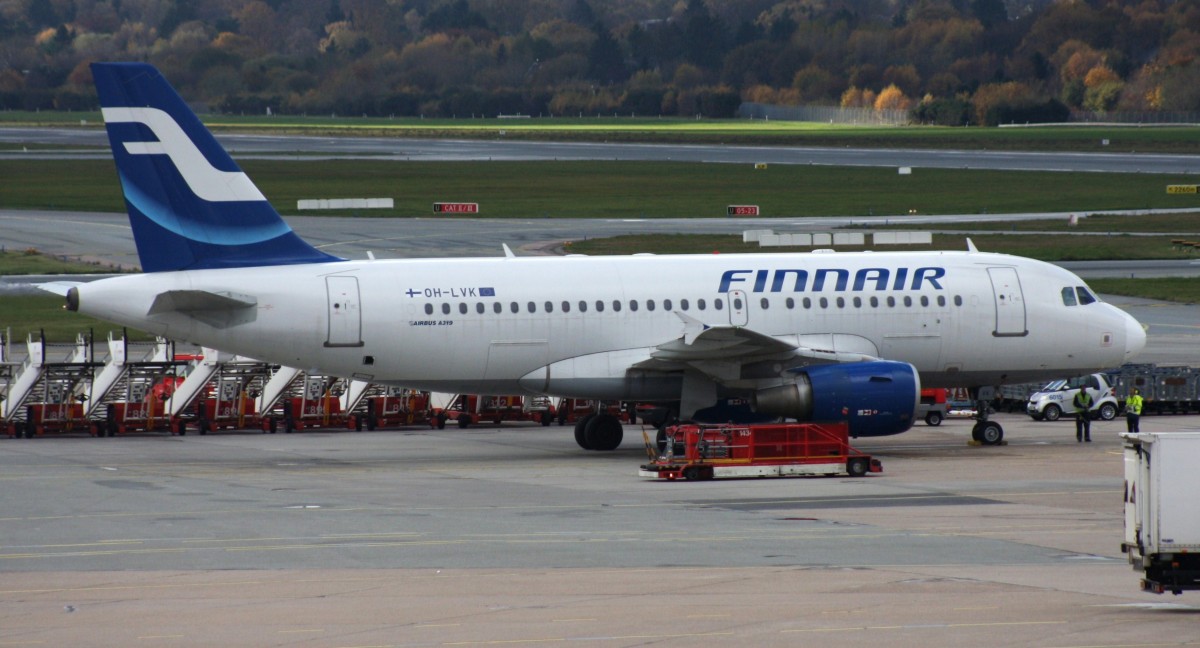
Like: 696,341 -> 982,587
46,63 -> 1146,450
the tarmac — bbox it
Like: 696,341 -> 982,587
3,413 -> 1200,647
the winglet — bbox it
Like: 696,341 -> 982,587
502,243 -> 515,258
966,237 -> 978,252
91,62 -> 341,272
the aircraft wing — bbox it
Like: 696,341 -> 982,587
634,312 -> 880,380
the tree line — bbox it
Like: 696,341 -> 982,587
1,0 -> 1198,125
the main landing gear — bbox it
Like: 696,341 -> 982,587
970,387 -> 1004,445
573,413 -> 623,451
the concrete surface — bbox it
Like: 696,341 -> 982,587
3,413 -> 1200,647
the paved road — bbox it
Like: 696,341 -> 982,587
4,209 -> 1199,271
4,126 -> 1200,173
2,415 -> 1198,646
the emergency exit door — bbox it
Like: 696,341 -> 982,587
987,267 -> 1027,337
325,276 -> 363,347
727,290 -> 749,326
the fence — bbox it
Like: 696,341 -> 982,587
739,102 -> 908,125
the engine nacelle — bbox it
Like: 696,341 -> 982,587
752,361 -> 920,437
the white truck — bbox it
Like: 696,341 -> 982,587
1026,373 -> 1119,422
1121,431 -> 1200,595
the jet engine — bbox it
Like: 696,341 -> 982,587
752,361 -> 919,437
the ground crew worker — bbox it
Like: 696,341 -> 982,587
1126,388 -> 1144,433
1074,386 -> 1094,442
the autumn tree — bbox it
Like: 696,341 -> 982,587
874,84 -> 913,111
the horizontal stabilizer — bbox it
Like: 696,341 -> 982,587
148,289 -> 258,329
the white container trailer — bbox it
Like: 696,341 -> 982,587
1121,431 -> 1200,594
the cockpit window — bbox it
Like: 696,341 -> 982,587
1076,286 -> 1097,305
1061,287 -> 1077,306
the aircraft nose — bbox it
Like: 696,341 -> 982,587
1124,312 -> 1147,360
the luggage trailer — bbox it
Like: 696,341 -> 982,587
640,421 -> 881,481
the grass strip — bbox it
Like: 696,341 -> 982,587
1,159 -> 1195,218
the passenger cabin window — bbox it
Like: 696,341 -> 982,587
510,302 -> 519,314
442,303 -> 451,315
493,303 -> 502,314
647,299 -> 656,311
562,301 -> 571,313
630,300 -> 639,312
545,301 -> 553,313
664,299 -> 673,310
697,299 -> 706,310
425,304 -> 433,315
760,297 -> 770,309
527,301 -> 536,313
714,299 -> 723,310
596,300 -> 605,312
475,303 -> 484,314
1076,286 -> 1098,305
579,300 -> 588,312
613,300 -> 622,312
1062,287 -> 1078,306
786,297 -> 795,309
680,299 -> 689,310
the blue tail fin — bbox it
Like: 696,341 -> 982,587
91,62 -> 341,272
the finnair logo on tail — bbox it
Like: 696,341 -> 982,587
101,107 -> 266,203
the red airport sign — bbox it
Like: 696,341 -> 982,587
433,202 -> 480,213
727,205 -> 760,216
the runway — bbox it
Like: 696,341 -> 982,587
3,415 -> 1199,646
3,208 -> 1199,270
4,126 -> 1200,173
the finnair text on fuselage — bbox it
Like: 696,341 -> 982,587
718,267 -> 946,293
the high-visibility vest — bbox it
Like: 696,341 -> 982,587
1128,394 -> 1143,415
1074,391 -> 1093,410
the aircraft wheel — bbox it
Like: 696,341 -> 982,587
585,414 -> 623,451
574,414 -> 596,450
1042,404 -> 1061,422
973,421 -> 1004,445
924,411 -> 943,426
